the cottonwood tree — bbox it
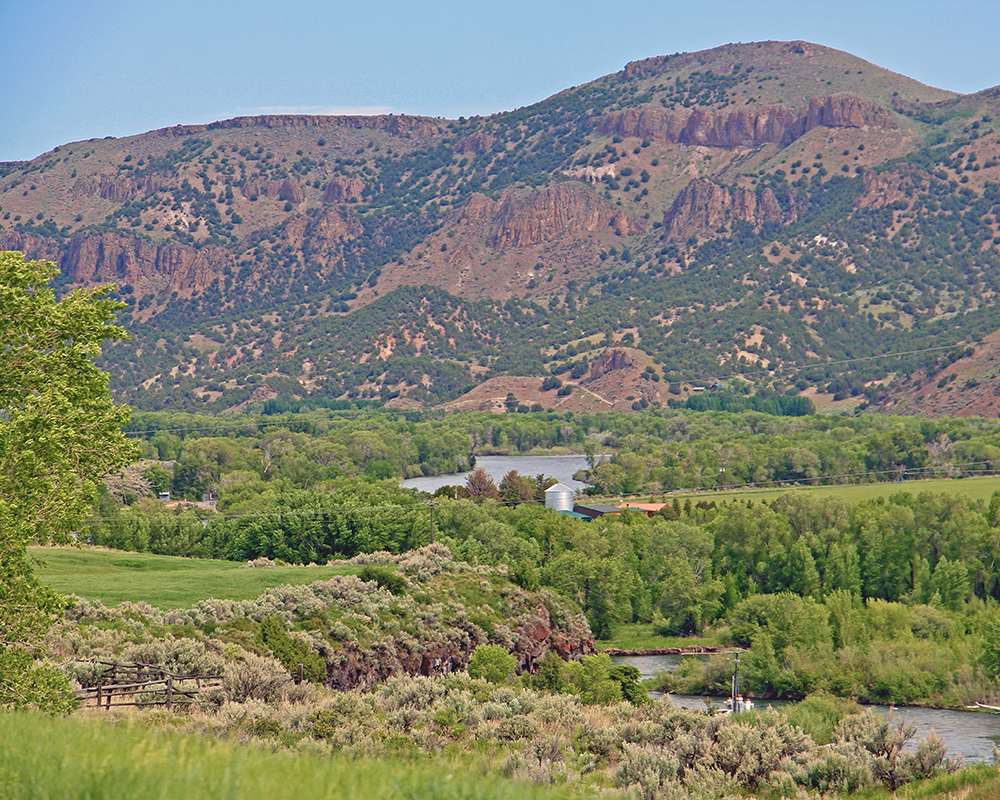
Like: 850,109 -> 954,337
0,252 -> 138,711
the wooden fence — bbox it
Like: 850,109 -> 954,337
72,661 -> 223,711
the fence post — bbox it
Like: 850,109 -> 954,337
296,663 -> 304,685
96,685 -> 101,710
166,675 -> 173,710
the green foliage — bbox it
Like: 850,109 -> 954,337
256,616 -> 326,683
674,390 -> 815,416
607,663 -> 649,705
979,614 -> 1000,681
357,565 -> 408,595
0,251 -> 137,712
467,644 -> 517,684
529,650 -> 566,692
562,653 -> 622,704
783,692 -> 864,744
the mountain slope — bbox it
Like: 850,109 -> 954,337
2,40 -> 1000,413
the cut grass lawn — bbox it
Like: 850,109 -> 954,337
29,546 -> 360,609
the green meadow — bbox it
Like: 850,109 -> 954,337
30,546 -> 358,609
665,474 -> 1000,506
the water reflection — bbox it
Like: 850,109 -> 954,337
400,454 -> 598,493
613,653 -> 1000,762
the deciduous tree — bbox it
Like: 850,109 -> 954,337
0,251 -> 138,711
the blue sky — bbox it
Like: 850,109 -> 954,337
2,0 -> 999,162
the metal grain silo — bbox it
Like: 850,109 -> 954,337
544,482 -> 575,512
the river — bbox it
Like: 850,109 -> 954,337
400,454 -> 597,493
612,653 -> 1000,763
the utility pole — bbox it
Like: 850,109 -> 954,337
731,654 -> 742,712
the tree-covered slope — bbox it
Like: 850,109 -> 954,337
3,40 -> 1000,412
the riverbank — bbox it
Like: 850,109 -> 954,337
600,645 -> 743,656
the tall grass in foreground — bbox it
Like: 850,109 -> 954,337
0,711 -> 589,800
868,764 -> 1000,800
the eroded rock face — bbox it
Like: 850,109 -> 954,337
662,178 -> 806,242
0,230 -> 64,263
854,165 -> 928,210
595,94 -> 894,148
60,232 -> 233,294
452,193 -> 496,232
325,599 -> 594,691
241,177 -> 304,202
590,348 -> 635,379
71,174 -> 162,203
310,206 -> 364,242
452,132 -> 496,155
2,203 -> 362,299
322,177 -> 365,203
486,183 -> 646,250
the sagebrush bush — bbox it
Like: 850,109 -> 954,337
222,652 -> 291,703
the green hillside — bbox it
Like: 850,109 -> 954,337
2,40 -> 1000,413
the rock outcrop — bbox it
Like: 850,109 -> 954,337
309,206 -> 364,243
72,173 -> 162,203
662,178 -> 806,242
853,165 -> 929,210
485,183 -> 646,250
161,113 -> 445,141
595,94 -> 894,149
325,599 -> 593,691
241,177 -> 304,203
61,232 -> 233,294
589,348 -> 635,379
452,192 -> 497,232
322,177 -> 365,203
0,230 -> 65,263
452,132 -> 497,155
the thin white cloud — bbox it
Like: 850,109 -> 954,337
242,105 -> 395,116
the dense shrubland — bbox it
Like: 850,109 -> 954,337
79,408 -> 1000,706
51,545 -> 592,693
172,678 -> 966,797
79,485 -> 1000,705
5,676 -> 981,800
45,568 -> 968,799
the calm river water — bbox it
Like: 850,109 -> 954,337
400,454 -> 596,493
613,654 -> 1000,763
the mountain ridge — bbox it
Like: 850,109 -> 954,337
2,40 -> 1000,415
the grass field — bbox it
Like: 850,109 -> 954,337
4,709 -> 1000,800
656,474 -> 1000,507
29,547 -> 359,609
595,622 -> 724,652
0,710 -> 592,800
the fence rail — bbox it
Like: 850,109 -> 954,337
71,661 -> 223,710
